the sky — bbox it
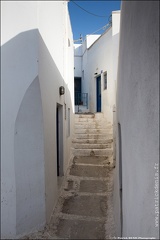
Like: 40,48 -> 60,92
68,1 -> 121,42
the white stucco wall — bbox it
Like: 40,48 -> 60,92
74,57 -> 82,77
79,11 -> 120,122
112,11 -> 121,97
81,49 -> 89,95
1,1 -> 74,238
86,34 -> 101,49
114,1 -> 159,238
1,2 -> 41,238
14,77 -> 45,236
87,28 -> 113,117
38,1 -> 74,223
74,44 -> 82,77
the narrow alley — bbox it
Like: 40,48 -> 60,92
23,113 -> 115,239
1,1 -> 159,239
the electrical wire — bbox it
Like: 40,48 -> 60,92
73,22 -> 111,42
70,0 -> 108,18
89,22 -> 110,35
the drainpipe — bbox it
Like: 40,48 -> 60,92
113,104 -> 116,167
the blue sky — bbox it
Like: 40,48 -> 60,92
68,1 -> 121,41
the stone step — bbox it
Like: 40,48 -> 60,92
71,148 -> 113,157
72,138 -> 113,144
75,114 -> 95,118
73,143 -> 112,149
55,218 -> 106,239
74,112 -> 104,118
74,122 -> 111,127
75,124 -> 112,129
61,195 -> 107,217
69,165 -> 110,178
74,134 -> 113,139
75,118 -> 109,123
94,113 -> 105,119
74,118 -> 109,123
75,129 -> 112,134
73,156 -> 109,165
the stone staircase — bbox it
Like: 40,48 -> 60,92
23,112 -> 115,239
72,113 -> 113,163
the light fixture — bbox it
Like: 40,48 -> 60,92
94,72 -> 98,75
59,86 -> 65,95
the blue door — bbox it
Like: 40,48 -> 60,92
74,77 -> 81,105
96,76 -> 101,112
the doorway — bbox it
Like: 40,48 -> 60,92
74,77 -> 81,105
56,104 -> 64,177
96,76 -> 101,112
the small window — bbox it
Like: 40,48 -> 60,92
104,71 -> 107,90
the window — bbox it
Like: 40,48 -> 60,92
104,71 -> 107,90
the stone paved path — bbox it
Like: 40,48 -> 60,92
23,113 -> 115,239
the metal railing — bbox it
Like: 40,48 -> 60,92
75,92 -> 88,109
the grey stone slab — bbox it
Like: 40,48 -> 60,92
73,156 -> 109,165
69,164 -> 109,178
79,180 -> 108,193
62,195 -> 107,217
56,219 -> 105,239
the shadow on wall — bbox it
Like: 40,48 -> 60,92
2,28 -> 74,238
38,32 -> 74,224
14,76 -> 46,236
1,29 -> 38,91
1,29 -> 42,239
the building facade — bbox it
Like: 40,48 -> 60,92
74,11 -> 121,125
1,1 -> 74,238
114,1 -> 159,238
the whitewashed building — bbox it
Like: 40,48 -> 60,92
74,11 -> 120,124
114,1 -> 159,239
1,1 -> 74,239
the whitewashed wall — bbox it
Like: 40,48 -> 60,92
114,1 -> 159,238
87,28 -> 113,119
112,11 -> 121,85
38,1 -> 74,223
1,2 -> 41,238
1,1 -> 74,238
86,34 -> 101,49
81,48 -> 89,95
74,44 -> 82,77
78,11 -> 120,123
